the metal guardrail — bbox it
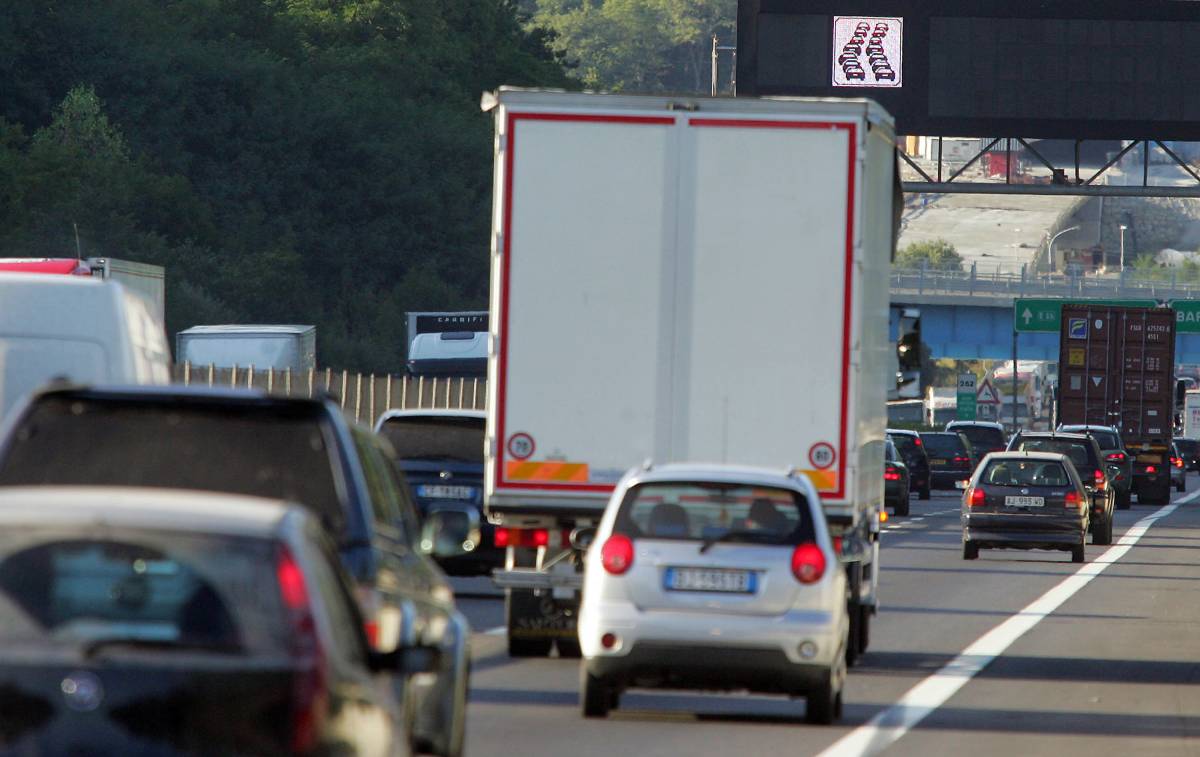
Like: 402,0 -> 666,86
891,266 -> 1200,301
172,363 -> 485,424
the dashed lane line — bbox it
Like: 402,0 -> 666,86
818,490 -> 1196,756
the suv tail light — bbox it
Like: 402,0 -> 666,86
884,466 -> 901,481
790,543 -> 826,584
968,487 -> 985,507
1106,452 -> 1126,463
600,534 -> 634,575
1065,490 -> 1081,507
913,437 -> 922,446
952,456 -> 969,465
1093,469 -> 1106,489
277,547 -> 327,754
1173,456 -> 1184,469
1145,465 -> 1157,474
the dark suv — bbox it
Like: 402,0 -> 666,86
0,385 -> 468,757
945,421 -> 1007,458
886,428 -> 931,499
1174,438 -> 1200,472
1007,431 -> 1115,545
918,431 -> 976,489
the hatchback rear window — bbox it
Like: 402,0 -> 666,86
1016,440 -> 1091,470
982,460 -> 1071,487
951,426 -> 1005,450
920,434 -> 965,456
378,416 -> 484,464
0,531 -> 289,655
0,398 -> 343,531
614,482 -> 815,546
1061,428 -> 1120,450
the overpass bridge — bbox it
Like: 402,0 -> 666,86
890,267 -> 1200,363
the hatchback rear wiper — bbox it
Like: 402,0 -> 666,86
698,529 -> 776,554
82,637 -> 241,659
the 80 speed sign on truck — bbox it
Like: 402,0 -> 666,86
482,88 -> 897,661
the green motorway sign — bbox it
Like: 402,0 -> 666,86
1013,298 -> 1159,333
1169,300 -> 1200,333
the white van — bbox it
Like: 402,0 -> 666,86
0,274 -> 170,421
407,331 -> 487,376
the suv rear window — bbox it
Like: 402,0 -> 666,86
378,416 -> 484,464
614,482 -> 815,546
0,397 -> 343,530
1015,439 -> 1092,470
1060,427 -> 1121,450
0,531 -> 288,655
920,434 -> 966,457
950,425 -> 1006,451
982,459 -> 1070,487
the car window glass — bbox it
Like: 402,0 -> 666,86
0,531 -> 288,654
0,398 -> 344,533
983,461 -> 1069,487
352,430 -> 403,529
920,434 -> 963,456
614,482 -> 815,545
379,416 -> 484,464
1018,440 -> 1090,469
304,525 -> 368,666
382,463 -> 422,547
952,426 -> 1005,450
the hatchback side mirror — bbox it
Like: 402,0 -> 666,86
570,526 -> 597,551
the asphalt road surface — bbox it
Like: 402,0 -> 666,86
453,479 -> 1200,756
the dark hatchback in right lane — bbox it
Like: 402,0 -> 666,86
962,452 -> 1090,563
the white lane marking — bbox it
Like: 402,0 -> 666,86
483,626 -> 506,636
819,491 -> 1196,757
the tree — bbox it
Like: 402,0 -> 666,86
530,0 -> 735,93
895,239 -> 965,271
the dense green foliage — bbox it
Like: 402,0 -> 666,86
525,0 -> 735,93
895,239 -> 965,271
0,1 -> 573,370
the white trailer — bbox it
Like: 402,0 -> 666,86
482,88 -> 895,660
1184,389 -> 1200,439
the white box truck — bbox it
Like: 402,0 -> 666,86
482,89 -> 896,660
175,325 -> 316,372
1184,389 -> 1200,439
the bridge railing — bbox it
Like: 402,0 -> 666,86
172,363 -> 486,425
891,266 -> 1200,301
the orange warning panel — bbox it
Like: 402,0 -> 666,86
800,469 -> 839,492
505,460 -> 590,483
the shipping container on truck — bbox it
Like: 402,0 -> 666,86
1057,304 -> 1176,505
482,88 -> 896,659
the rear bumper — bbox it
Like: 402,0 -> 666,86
885,480 -> 906,502
930,470 -> 971,488
586,642 -> 832,695
908,471 -> 929,490
963,513 -> 1085,547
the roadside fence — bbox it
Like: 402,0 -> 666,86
172,363 -> 486,424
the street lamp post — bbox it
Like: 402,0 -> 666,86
1119,224 -> 1128,271
1047,225 -> 1080,273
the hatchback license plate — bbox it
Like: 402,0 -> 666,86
1005,495 -> 1044,507
930,458 -> 947,466
417,485 -> 476,500
664,568 -> 754,594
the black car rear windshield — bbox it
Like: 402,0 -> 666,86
0,531 -> 289,655
950,426 -> 1005,451
378,416 -> 484,464
1015,439 -> 1093,471
1060,428 -> 1121,450
0,398 -> 343,530
1175,439 -> 1199,454
890,435 -> 922,458
614,482 -> 815,546
982,459 -> 1071,487
920,434 -> 966,457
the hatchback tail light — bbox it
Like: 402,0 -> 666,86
1093,469 -> 1106,489
884,466 -> 901,481
277,547 -> 327,754
952,456 -> 969,464
1173,456 -> 1184,469
967,487 -> 985,507
1065,490 -> 1081,507
1106,452 -> 1127,463
600,534 -> 634,575
790,543 -> 826,584
1146,465 -> 1157,474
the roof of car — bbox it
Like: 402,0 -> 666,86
1015,431 -> 1091,441
885,428 -> 920,437
981,451 -> 1071,463
1057,425 -> 1117,432
627,463 -> 810,492
376,408 -> 486,425
945,421 -> 1004,430
26,382 -> 334,408
0,486 -> 299,538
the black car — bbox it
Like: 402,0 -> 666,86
919,431 -> 976,489
0,385 -> 468,757
1174,438 -> 1200,472
962,452 -> 1090,563
1171,442 -> 1187,492
887,429 -> 931,499
945,421 -> 1008,458
375,408 -> 501,576
0,487 -> 429,754
884,438 -> 911,516
1007,431 -> 1114,545
1058,425 -> 1132,510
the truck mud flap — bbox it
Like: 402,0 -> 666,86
507,588 -> 578,640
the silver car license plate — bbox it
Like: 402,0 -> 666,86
1005,495 -> 1045,507
417,485 -> 476,500
664,568 -> 754,593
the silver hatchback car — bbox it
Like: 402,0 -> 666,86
577,463 -> 848,724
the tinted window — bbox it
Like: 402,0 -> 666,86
378,416 -> 483,463
950,425 -> 1006,450
1017,439 -> 1092,470
304,524 -> 368,666
920,434 -> 965,456
982,460 -> 1070,487
614,482 -> 815,545
890,434 -> 925,465
1061,427 -> 1121,450
884,440 -> 899,462
0,398 -> 344,531
0,532 -> 287,655
353,430 -> 403,530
